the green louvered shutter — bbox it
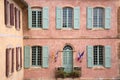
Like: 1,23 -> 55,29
42,46 -> 49,68
74,7 -> 80,29
87,7 -> 93,29
43,7 -> 49,29
28,6 -> 32,29
105,7 -> 111,29
24,46 -> 30,68
56,7 -> 62,29
105,46 -> 111,68
87,46 -> 93,67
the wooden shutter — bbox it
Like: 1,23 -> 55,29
28,6 -> 32,29
20,47 -> 22,68
74,7 -> 80,29
105,46 -> 111,68
12,48 -> 14,73
105,7 -> 111,29
43,7 -> 49,29
87,46 -> 93,67
10,3 -> 14,26
56,7 -> 62,29
15,7 -> 17,29
16,47 -> 19,70
87,7 -> 93,29
4,0 -> 7,25
6,49 -> 9,77
42,46 -> 49,68
24,46 -> 30,68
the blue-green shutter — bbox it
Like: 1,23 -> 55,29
42,46 -> 49,68
105,7 -> 111,29
74,7 -> 80,29
43,7 -> 49,29
28,6 -> 32,29
24,46 -> 30,68
105,46 -> 111,68
87,7 -> 93,29
56,7 -> 62,29
87,46 -> 93,67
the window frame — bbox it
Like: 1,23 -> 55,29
93,45 -> 105,66
62,7 -> 73,29
93,7 -> 105,29
31,8 -> 42,28
31,46 -> 42,67
6,48 -> 14,77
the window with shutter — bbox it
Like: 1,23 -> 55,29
6,48 -> 13,77
16,47 -> 22,71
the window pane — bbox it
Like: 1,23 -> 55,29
99,46 -> 104,65
93,46 -> 98,65
38,11 -> 42,28
93,8 -> 104,28
37,46 -> 42,66
32,11 -> 36,27
32,46 -> 37,65
63,8 -> 67,28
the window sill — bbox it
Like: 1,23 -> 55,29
30,66 -> 42,69
61,28 -> 73,30
7,72 -> 13,78
92,28 -> 105,31
92,66 -> 105,70
29,28 -> 43,30
6,24 -> 13,28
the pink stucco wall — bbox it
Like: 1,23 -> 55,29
23,0 -> 119,79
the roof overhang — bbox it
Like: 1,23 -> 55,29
13,0 -> 28,9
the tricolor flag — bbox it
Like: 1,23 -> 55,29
54,51 -> 59,62
77,51 -> 84,62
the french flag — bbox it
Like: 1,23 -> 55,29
77,51 -> 84,61
54,51 -> 59,62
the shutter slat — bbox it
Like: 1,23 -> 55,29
43,7 -> 49,29
42,46 -> 49,68
12,48 -> 14,73
105,7 -> 111,29
87,46 -> 93,67
6,49 -> 9,77
16,47 -> 19,71
15,7 -> 17,29
56,7 -> 62,29
10,3 -> 14,26
4,0 -> 7,25
28,6 -> 32,29
20,47 -> 22,68
74,7 -> 80,29
24,46 -> 30,68
105,46 -> 111,68
87,7 -> 93,29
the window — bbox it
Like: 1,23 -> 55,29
93,7 -> 104,28
87,7 -> 111,29
16,47 -> 22,71
32,8 -> 42,28
87,45 -> 111,68
32,46 -> 42,66
63,7 -> 73,28
93,46 -> 104,66
4,0 -> 14,26
15,7 -> 20,30
6,48 -> 14,77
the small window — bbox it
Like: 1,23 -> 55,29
16,47 -> 22,71
32,46 -> 42,66
32,8 -> 42,28
93,45 -> 104,66
6,48 -> 14,77
63,7 -> 73,28
15,7 -> 20,30
93,7 -> 105,28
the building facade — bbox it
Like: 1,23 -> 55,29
0,0 -> 27,80
23,0 -> 120,80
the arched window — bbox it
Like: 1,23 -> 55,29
93,7 -> 104,28
93,45 -> 104,66
63,7 -> 73,28
63,45 -> 73,50
32,46 -> 42,66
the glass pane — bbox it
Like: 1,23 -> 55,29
32,11 -> 36,27
38,11 -> 42,28
32,46 -> 37,65
37,46 -> 42,66
93,46 -> 98,65
99,46 -> 104,65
